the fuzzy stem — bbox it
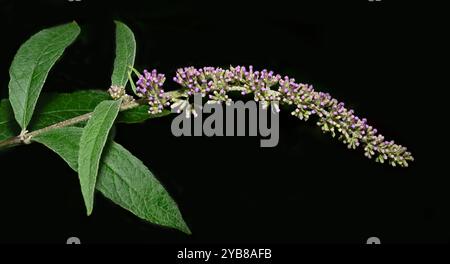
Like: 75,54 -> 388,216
0,90 -> 182,150
0,136 -> 21,149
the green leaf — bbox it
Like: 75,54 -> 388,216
32,127 -> 191,234
118,105 -> 171,123
111,21 -> 136,91
8,22 -> 81,131
78,99 -> 122,215
32,127 -> 81,171
0,99 -> 20,142
29,90 -> 110,130
97,141 -> 191,234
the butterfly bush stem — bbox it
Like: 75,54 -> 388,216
133,65 -> 413,167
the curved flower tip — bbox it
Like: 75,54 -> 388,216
275,73 -> 414,167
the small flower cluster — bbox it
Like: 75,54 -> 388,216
173,66 -> 231,104
227,66 -> 281,110
173,66 -> 281,109
108,85 -> 126,100
108,85 -> 134,103
135,69 -> 171,114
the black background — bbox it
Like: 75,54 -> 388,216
0,0 -> 447,244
